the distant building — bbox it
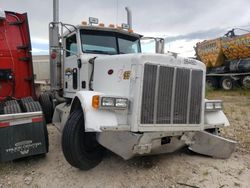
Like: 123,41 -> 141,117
32,55 -> 50,95
32,55 -> 50,82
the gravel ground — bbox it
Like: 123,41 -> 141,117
0,90 -> 250,188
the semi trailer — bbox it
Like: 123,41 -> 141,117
0,10 -> 48,162
195,29 -> 250,90
48,0 -> 236,170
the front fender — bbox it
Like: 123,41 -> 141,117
204,110 -> 230,129
72,91 -> 118,132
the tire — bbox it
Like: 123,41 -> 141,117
220,76 -> 234,90
240,76 -> 250,89
20,97 -> 34,111
4,104 -> 22,114
39,93 -> 53,124
5,100 -> 19,106
0,102 -> 5,115
20,96 -> 34,104
24,101 -> 49,153
43,124 -> 49,153
206,77 -> 219,89
24,101 -> 42,112
62,109 -> 104,170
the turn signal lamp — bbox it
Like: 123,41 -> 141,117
92,95 -> 100,109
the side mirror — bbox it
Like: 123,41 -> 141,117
140,37 -> 165,54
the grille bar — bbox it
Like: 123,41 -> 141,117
173,68 -> 190,124
189,70 -> 203,124
141,64 -> 203,125
141,64 -> 157,124
157,66 -> 174,124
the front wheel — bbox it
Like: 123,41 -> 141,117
61,109 -> 104,170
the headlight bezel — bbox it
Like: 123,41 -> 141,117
205,100 -> 223,111
93,95 -> 129,110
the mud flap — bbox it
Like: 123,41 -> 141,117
187,131 -> 237,159
0,112 -> 48,162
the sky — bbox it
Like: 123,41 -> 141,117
1,0 -> 250,57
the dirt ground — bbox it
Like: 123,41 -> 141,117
0,90 -> 250,188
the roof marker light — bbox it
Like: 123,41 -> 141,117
109,24 -> 115,28
81,21 -> 87,25
116,25 -> 122,30
99,23 -> 105,27
128,29 -> 134,33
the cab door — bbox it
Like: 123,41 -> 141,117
64,33 -> 79,97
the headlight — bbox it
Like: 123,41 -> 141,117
92,95 -> 128,110
102,97 -> 115,107
205,100 -> 223,111
115,98 -> 128,108
214,102 -> 222,109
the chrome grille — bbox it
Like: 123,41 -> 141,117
141,64 -> 203,124
173,69 -> 190,124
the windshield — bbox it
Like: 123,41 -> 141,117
80,29 -> 141,55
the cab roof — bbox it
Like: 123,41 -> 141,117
64,24 -> 143,38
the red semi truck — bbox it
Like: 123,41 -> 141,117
0,11 -> 48,162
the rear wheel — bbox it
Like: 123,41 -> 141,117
24,101 -> 42,112
220,76 -> 234,90
5,100 -> 19,106
240,76 -> 250,89
206,77 -> 219,89
39,93 -> 53,124
24,101 -> 49,153
62,109 -> 104,170
4,104 -> 22,114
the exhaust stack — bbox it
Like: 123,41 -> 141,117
125,7 -> 132,29
49,0 -> 61,91
53,0 -> 59,23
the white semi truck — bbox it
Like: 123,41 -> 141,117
46,0 -> 236,170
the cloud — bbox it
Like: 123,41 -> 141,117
31,48 -> 49,56
2,0 -> 250,57
31,37 -> 49,45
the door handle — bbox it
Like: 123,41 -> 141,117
77,59 -> 82,69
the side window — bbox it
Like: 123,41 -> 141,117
66,34 -> 77,57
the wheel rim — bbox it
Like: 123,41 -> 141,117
222,78 -> 232,90
242,76 -> 250,89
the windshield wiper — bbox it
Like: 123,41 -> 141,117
84,50 -> 116,55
